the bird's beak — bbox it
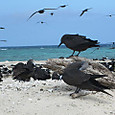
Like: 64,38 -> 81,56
58,42 -> 62,47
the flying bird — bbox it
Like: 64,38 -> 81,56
80,8 -> 92,17
106,14 -> 115,17
27,8 -> 58,21
0,40 -> 7,42
36,21 -> 47,24
0,27 -> 5,29
62,61 -> 112,98
50,12 -> 54,16
58,34 -> 100,57
58,5 -> 68,8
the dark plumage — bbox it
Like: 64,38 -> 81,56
0,69 -> 3,82
12,59 -> 51,81
13,68 -> 32,82
27,8 -> 58,21
58,34 -> 100,56
12,60 -> 34,82
0,27 -> 5,29
0,40 -> 7,42
37,21 -> 47,24
32,67 -> 51,80
59,5 -> 68,8
50,12 -> 54,16
12,62 -> 26,77
106,14 -> 115,17
62,61 -> 112,97
80,8 -> 92,17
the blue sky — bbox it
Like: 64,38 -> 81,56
0,0 -> 115,47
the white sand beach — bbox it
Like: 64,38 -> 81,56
0,60 -> 115,115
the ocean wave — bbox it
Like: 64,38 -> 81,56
0,49 -> 7,51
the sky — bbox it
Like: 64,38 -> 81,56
0,0 -> 115,47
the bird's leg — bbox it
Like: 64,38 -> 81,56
70,88 -> 91,99
70,87 -> 80,96
76,51 -> 81,56
68,51 -> 75,58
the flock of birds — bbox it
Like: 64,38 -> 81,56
27,5 -> 115,24
0,5 -> 114,98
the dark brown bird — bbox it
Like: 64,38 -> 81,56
106,14 -> 115,17
0,27 -> 5,29
59,5 -> 68,8
50,12 -> 54,16
62,61 -> 112,97
0,40 -> 7,42
58,34 -> 100,56
27,8 -> 58,21
36,21 -> 47,24
80,8 -> 92,16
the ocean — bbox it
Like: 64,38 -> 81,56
0,44 -> 115,62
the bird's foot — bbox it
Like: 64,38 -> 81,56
70,91 -> 91,99
66,55 -> 74,59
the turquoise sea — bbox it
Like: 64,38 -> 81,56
0,44 -> 115,62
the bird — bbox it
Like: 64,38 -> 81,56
27,8 -> 58,21
50,12 -> 54,16
106,14 -> 115,17
58,5 -> 68,8
58,34 -> 100,57
36,21 -> 47,24
0,27 -> 5,29
80,8 -> 92,17
62,61 -> 112,97
0,40 -> 7,42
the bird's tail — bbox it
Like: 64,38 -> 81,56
90,78 -> 110,90
92,84 -> 113,97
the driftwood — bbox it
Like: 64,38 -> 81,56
43,56 -> 115,88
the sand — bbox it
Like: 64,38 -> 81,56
0,60 -> 115,115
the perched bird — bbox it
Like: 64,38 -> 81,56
0,27 -> 5,29
58,34 -> 100,57
80,8 -> 92,17
27,8 -> 58,20
62,61 -> 112,97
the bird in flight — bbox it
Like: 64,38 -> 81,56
27,8 -> 58,21
58,5 -> 68,8
106,14 -> 115,17
80,8 -> 92,17
0,27 -> 5,29
0,40 -> 7,42
36,21 -> 47,24
50,12 -> 54,16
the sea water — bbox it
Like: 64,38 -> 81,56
0,44 -> 114,62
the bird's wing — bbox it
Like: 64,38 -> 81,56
0,40 -> 7,42
63,62 -> 90,85
44,8 -> 58,10
80,11 -> 85,16
63,68 -> 90,85
0,27 -> 5,29
27,11 -> 39,21
64,35 -> 89,47
79,62 -> 89,71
